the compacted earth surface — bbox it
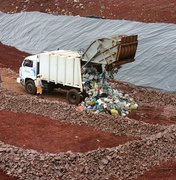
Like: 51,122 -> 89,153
0,1 -> 176,179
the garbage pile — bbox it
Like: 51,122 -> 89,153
80,66 -> 138,116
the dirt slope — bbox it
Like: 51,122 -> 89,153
0,0 -> 176,23
0,43 -> 29,72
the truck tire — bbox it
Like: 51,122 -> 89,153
67,89 -> 81,104
25,80 -> 36,95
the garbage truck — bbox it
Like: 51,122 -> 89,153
17,35 -> 138,104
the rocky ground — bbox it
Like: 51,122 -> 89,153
0,0 -> 176,179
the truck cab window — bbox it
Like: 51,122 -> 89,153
23,60 -> 33,67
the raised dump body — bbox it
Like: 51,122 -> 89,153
82,35 -> 138,70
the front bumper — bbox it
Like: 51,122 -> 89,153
16,77 -> 21,83
17,77 -> 25,85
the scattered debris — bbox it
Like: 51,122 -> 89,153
80,67 -> 138,116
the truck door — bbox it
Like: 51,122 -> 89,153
21,59 -> 37,80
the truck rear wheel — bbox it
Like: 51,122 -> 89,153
67,89 -> 81,105
25,80 -> 36,95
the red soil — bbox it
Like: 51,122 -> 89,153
128,104 -> 176,125
0,43 -> 29,73
0,171 -> 16,180
0,110 -> 135,153
137,160 -> 176,180
0,0 -> 176,23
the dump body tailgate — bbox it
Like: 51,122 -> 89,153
82,35 -> 138,69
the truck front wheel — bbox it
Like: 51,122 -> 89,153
25,80 -> 36,95
67,89 -> 81,105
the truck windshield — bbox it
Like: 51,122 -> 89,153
23,59 -> 33,67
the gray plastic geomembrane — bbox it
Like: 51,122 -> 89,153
0,12 -> 176,92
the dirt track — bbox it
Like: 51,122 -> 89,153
0,0 -> 176,179
0,110 -> 137,153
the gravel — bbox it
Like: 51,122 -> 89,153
0,90 -> 165,138
0,126 -> 175,179
0,88 -> 176,179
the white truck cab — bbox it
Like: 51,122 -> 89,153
17,55 -> 38,86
